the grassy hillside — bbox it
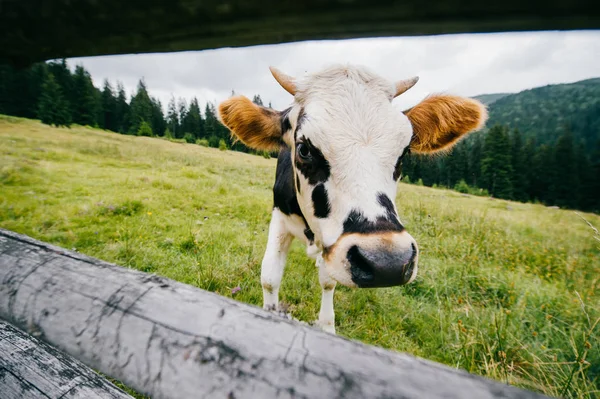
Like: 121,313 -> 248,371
1,115 -> 599,398
484,78 -> 600,148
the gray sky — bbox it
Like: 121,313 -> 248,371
70,30 -> 600,113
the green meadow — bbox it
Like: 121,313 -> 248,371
1,115 -> 598,398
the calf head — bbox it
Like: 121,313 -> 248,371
219,65 -> 487,288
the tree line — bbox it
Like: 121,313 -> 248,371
0,60 -> 265,152
0,60 -> 598,213
403,125 -> 600,212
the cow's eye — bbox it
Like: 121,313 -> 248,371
296,142 -> 312,162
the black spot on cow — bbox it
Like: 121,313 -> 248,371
295,174 -> 301,195
377,193 -> 399,225
342,207 -> 404,235
280,107 -> 292,133
272,148 -> 316,243
273,148 -> 302,216
295,138 -> 331,185
393,157 -> 403,181
311,183 -> 331,218
304,227 -> 315,243
393,146 -> 411,181
295,107 -> 306,140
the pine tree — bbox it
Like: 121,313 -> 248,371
27,63 -> 49,118
150,97 -> 166,136
129,79 -> 153,134
1,62 -> 48,118
177,98 -> 188,139
182,98 -> 203,139
445,142 -> 468,188
577,142 -> 595,211
553,132 -> 579,209
510,129 -> 528,202
467,133 -> 484,187
100,80 -> 116,131
37,73 -> 71,127
46,59 -> 73,121
114,82 -> 130,133
481,125 -> 513,199
252,94 -> 264,106
522,139 -> 537,201
167,96 -> 179,138
402,153 -> 418,183
71,65 -> 99,126
204,103 -> 218,146
420,156 -> 441,187
531,144 -> 556,204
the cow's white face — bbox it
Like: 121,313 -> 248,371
219,65 -> 487,288
283,67 -> 417,287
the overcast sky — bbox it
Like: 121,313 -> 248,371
70,30 -> 600,113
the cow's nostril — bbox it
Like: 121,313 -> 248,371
347,245 -> 375,284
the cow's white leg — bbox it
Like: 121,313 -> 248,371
316,254 -> 337,334
261,208 -> 293,312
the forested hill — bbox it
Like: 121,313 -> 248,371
480,78 -> 600,149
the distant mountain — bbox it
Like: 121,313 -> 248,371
479,78 -> 600,149
473,93 -> 512,105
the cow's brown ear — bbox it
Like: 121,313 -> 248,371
404,95 -> 487,153
218,96 -> 284,151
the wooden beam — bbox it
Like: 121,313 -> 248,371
1,0 -> 598,66
0,320 -> 133,399
0,228 -> 548,399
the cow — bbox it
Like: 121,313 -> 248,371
218,65 -> 487,334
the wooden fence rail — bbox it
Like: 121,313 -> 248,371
0,228 -> 548,398
0,320 -> 133,399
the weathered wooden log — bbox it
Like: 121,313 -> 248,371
0,228 -> 547,399
1,0 -> 598,66
0,320 -> 133,399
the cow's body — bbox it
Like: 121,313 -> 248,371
219,65 -> 487,333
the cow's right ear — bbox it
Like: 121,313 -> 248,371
218,96 -> 285,151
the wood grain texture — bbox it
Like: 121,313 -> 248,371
0,320 -> 133,399
1,0 -> 598,66
0,228 -> 549,399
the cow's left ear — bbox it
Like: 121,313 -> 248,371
404,95 -> 487,153
218,95 -> 286,151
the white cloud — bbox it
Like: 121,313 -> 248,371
70,30 -> 600,114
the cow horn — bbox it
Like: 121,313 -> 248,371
269,66 -> 297,96
394,76 -> 419,97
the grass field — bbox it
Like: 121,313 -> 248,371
1,115 -> 599,398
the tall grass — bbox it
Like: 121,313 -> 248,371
1,115 -> 598,397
